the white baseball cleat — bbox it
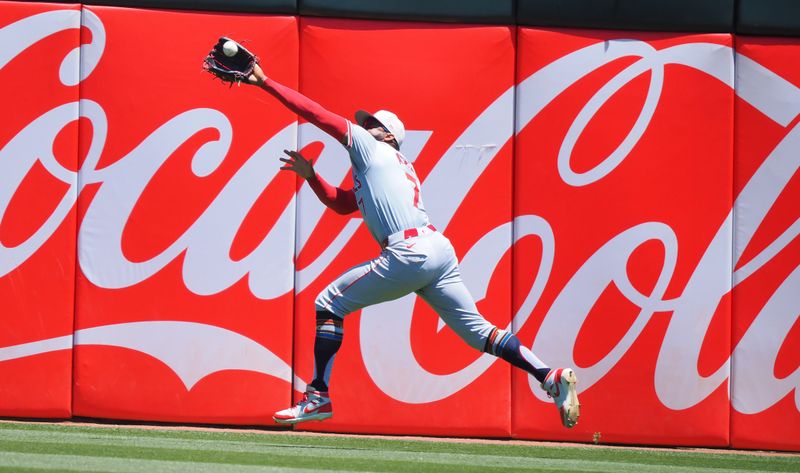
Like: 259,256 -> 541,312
273,389 -> 333,424
541,368 -> 580,428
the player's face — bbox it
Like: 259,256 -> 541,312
367,127 -> 388,141
363,118 -> 392,142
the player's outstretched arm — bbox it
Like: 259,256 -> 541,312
249,64 -> 349,147
280,150 -> 358,215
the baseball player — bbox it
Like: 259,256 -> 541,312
240,61 -> 580,428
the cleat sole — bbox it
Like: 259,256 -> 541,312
273,412 -> 332,425
563,369 -> 580,428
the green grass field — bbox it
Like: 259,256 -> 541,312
0,421 -> 798,473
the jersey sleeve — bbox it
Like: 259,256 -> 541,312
345,121 -> 378,172
261,78 -> 349,144
307,172 -> 359,215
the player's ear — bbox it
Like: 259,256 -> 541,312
385,133 -> 399,150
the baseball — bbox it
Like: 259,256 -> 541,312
222,40 -> 238,57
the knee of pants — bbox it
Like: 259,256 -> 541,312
314,289 -> 348,319
451,320 -> 497,352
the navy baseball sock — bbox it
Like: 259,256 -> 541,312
309,310 -> 344,392
484,328 -> 551,383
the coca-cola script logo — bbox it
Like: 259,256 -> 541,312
1,10 -> 798,418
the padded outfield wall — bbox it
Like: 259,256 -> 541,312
0,0 -> 799,452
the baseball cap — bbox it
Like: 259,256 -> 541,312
355,109 -> 405,149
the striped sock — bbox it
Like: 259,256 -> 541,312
484,328 -> 551,383
309,310 -> 344,392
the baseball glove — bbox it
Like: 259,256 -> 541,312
203,37 -> 258,85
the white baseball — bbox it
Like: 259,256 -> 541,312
222,40 -> 238,57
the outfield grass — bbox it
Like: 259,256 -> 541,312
0,421 -> 797,473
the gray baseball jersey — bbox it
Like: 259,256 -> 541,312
345,122 -> 430,244
314,121 -> 495,350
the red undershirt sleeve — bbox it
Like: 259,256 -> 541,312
306,173 -> 359,215
261,77 -> 349,144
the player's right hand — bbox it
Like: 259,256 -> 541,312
279,149 -> 315,179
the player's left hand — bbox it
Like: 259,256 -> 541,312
279,149 -> 315,179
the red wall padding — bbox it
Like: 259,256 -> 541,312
513,28 -> 735,446
292,18 -> 516,437
0,2 -> 798,452
730,36 -> 800,452
0,0 -> 81,418
70,6 -> 298,423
